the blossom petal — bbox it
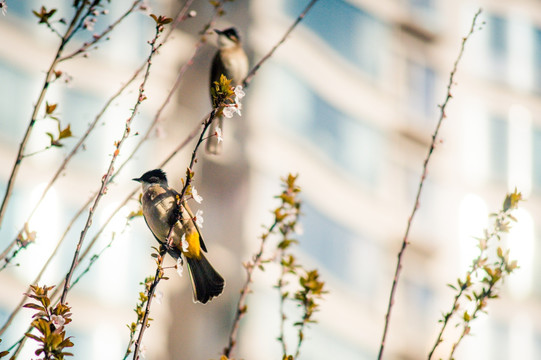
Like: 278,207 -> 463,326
234,86 -> 245,99
192,187 -> 203,204
195,210 -> 204,228
223,106 -> 235,118
181,234 -> 189,252
216,127 -> 223,143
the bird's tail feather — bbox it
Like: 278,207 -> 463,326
186,253 -> 225,304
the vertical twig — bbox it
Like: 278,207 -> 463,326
59,21 -> 163,306
0,3 -> 88,228
377,9 -> 482,360
222,220 -> 278,358
242,0 -> 320,88
1,0 -> 200,351
0,0 -> 208,269
132,242 -> 169,360
277,251 -> 289,357
58,0 -> 143,62
132,108 -> 216,359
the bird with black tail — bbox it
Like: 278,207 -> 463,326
206,27 -> 249,155
133,169 -> 224,304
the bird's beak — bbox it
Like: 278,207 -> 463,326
214,28 -> 224,35
132,177 -> 142,182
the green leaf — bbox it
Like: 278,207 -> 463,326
58,124 -> 72,140
25,332 -> 43,343
58,337 -> 74,349
23,303 -> 45,311
45,102 -> 57,115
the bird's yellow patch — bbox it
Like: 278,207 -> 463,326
183,230 -> 201,259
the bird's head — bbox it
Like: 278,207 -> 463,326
133,169 -> 168,187
215,27 -> 241,48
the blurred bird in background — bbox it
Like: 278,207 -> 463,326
206,27 -> 249,155
133,169 -> 224,304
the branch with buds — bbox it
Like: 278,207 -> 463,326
59,12 -> 168,307
377,9 -> 483,360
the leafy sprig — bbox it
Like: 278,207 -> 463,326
428,189 -> 523,359
210,74 -> 235,108
123,277 -> 154,360
274,174 -> 327,359
23,285 -> 74,360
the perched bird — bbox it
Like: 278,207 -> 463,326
206,27 -> 249,155
133,169 -> 224,304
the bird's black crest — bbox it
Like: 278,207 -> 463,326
217,27 -> 240,41
137,169 -> 167,184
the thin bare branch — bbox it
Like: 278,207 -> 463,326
0,3 -> 88,228
59,22 -> 164,306
242,0 -> 320,88
132,242 -> 169,360
0,0 -> 200,268
377,9 -> 483,360
58,0 -> 143,62
222,220 -> 279,357
0,0 -> 200,351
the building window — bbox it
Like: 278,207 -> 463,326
285,0 -> 388,77
487,14 -> 508,82
299,201 -> 355,282
534,27 -> 541,93
299,202 -> 380,296
270,66 -> 385,185
0,61 -> 35,142
534,128 -> 541,192
408,0 -> 434,10
5,0 -> 34,19
490,321 -> 509,360
489,115 -> 508,182
406,0 -> 438,30
406,59 -> 436,122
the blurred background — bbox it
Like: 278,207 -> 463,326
1,0 -> 541,359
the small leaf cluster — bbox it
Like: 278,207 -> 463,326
150,14 -> 172,34
35,102 -> 73,152
0,222 -> 37,270
273,174 -> 327,359
430,189 -> 523,359
294,269 -> 326,330
47,121 -> 73,148
123,276 -> 154,359
275,174 -> 302,246
210,74 -> 236,108
32,6 -> 57,24
128,206 -> 143,221
23,285 -> 74,360
17,222 -> 36,248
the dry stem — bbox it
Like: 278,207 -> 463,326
377,9 -> 483,360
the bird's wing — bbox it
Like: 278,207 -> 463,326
142,212 -> 182,259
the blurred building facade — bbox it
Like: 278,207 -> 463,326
239,0 -> 541,359
1,0 -> 541,360
0,1 -> 190,359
